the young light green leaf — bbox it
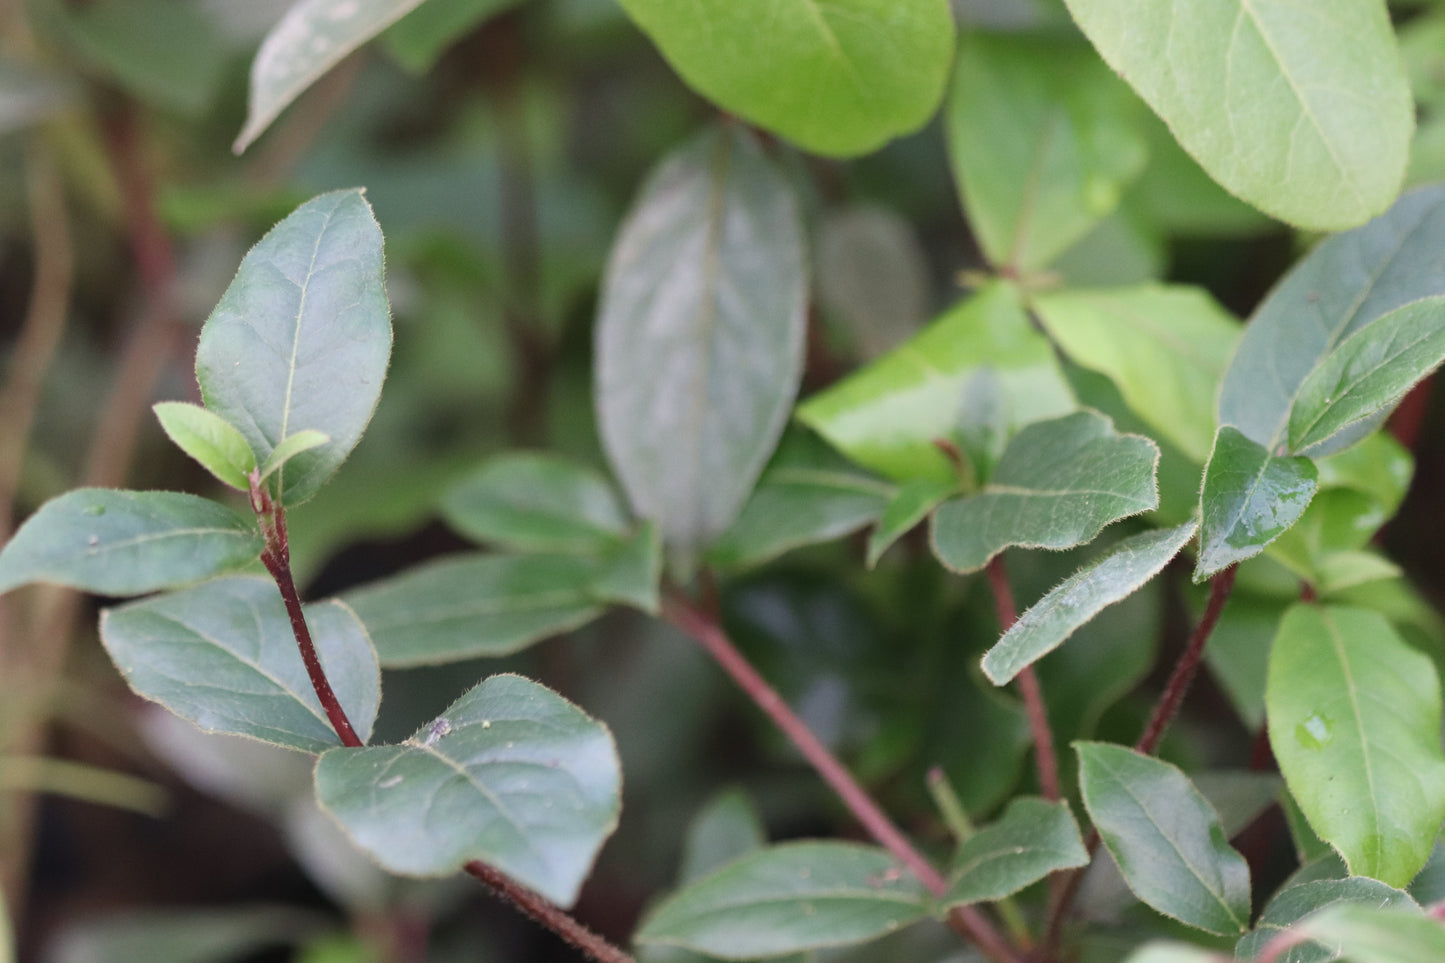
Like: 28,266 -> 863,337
588,522 -> 662,614
1220,186 -> 1445,453
981,521 -> 1196,685
195,189 -> 390,507
152,401 -> 257,490
1287,904 -> 1445,963
100,577 -> 380,753
1196,427 -> 1318,581
930,411 -> 1159,574
1288,296 -> 1445,454
314,674 -> 621,907
0,489 -> 262,597
866,477 -> 956,568
342,553 -> 603,667
1062,0 -> 1413,230
1266,605 -> 1445,888
1235,877 -> 1418,963
235,0 -> 431,152
797,281 -> 1075,485
947,31 -> 1148,272
382,0 -> 526,73
596,124 -> 806,555
1033,284 -> 1240,462
1076,742 -> 1251,936
258,430 -> 330,483
440,453 -> 630,555
613,0 -> 954,158
635,842 -> 930,959
941,797 -> 1088,908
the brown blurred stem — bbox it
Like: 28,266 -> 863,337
986,555 -> 1059,801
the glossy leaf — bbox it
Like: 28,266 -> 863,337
613,0 -> 954,157
1076,742 -> 1251,936
383,0 -> 526,72
342,553 -> 602,667
440,453 -> 630,555
635,842 -> 930,959
1033,284 -> 1240,462
100,577 -> 380,753
153,401 -> 257,491
257,430 -> 330,482
236,0 -> 430,152
0,489 -> 262,597
595,125 -> 806,554
946,31 -> 1147,272
588,523 -> 662,614
195,190 -> 391,506
1235,877 -> 1417,963
941,797 -> 1088,908
981,521 -> 1196,685
1266,605 -> 1445,887
314,674 -> 621,907
1062,0 -> 1412,230
1288,904 -> 1445,963
1196,427 -> 1318,581
1288,296 -> 1445,454
930,411 -> 1159,574
797,281 -> 1075,485
1219,186 -> 1445,453
865,477 -> 955,568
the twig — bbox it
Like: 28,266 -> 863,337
465,861 -> 634,963
986,556 -> 1058,801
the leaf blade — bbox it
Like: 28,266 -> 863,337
152,402 -> 257,491
1195,427 -> 1318,580
942,797 -> 1089,908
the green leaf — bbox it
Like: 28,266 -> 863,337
259,431 -> 331,483
596,125 -> 807,554
99,577 -> 380,753
1196,427 -> 1318,581
153,402 -> 257,491
930,411 -> 1159,574
0,489 -> 263,597
440,453 -> 630,555
1289,904 -> 1445,963
613,0 -> 955,158
796,280 -> 1075,485
1076,741 -> 1251,936
635,842 -> 930,959
1033,284 -> 1240,462
382,0 -> 527,72
588,522 -> 662,614
342,553 -> 602,667
941,797 -> 1089,908
1288,296 -> 1445,454
43,906 -> 325,963
1219,186 -> 1445,454
865,477 -> 955,568
1235,877 -> 1418,963
236,0 -> 431,152
195,190 -> 391,507
946,31 -> 1147,272
1061,0 -> 1413,230
1266,605 -> 1445,887
981,521 -> 1196,685
314,674 -> 621,907
1118,945 -> 1222,963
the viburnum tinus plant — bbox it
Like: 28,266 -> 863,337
7,0 -> 1445,962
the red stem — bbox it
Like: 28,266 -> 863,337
464,861 -> 634,963
986,556 -> 1059,801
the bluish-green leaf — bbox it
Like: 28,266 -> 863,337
941,797 -> 1088,908
196,190 -> 391,506
383,0 -> 527,72
930,411 -> 1159,574
588,522 -> 661,614
1288,904 -> 1445,963
153,402 -> 257,491
865,477 -> 955,568
1196,427 -> 1318,581
1235,877 -> 1418,963
100,577 -> 380,753
613,0 -> 955,157
342,553 -> 602,667
981,521 -> 1196,685
314,674 -> 620,907
1076,741 -> 1251,936
1062,0 -> 1413,230
635,842 -> 930,959
596,124 -> 807,555
0,490 -> 262,597
1266,605 -> 1445,888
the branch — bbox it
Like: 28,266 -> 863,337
465,861 -> 634,963
986,556 -> 1058,801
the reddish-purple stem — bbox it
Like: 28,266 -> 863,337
464,861 -> 634,963
986,555 -> 1059,801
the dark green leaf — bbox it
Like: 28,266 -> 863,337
1266,605 -> 1445,887
152,402 -> 257,491
1235,878 -> 1417,963
383,0 -> 527,73
0,490 -> 262,597
865,477 -> 955,568
941,797 -> 1088,908
100,577 -> 380,753
196,190 -> 391,506
342,553 -> 602,667
595,125 -> 807,555
1076,741 -> 1251,935
931,411 -> 1159,574
635,842 -> 930,959
314,674 -> 621,907
1196,427 -> 1318,581
588,523 -> 662,614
